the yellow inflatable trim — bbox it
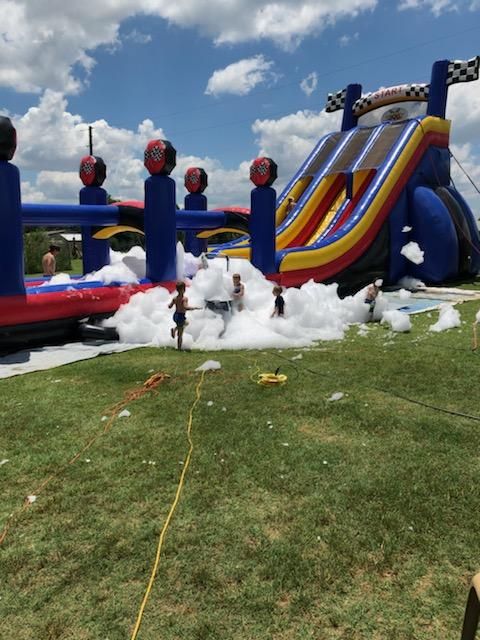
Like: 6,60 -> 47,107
197,228 -> 247,239
93,225 -> 144,240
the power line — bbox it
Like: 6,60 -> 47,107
149,24 -> 480,124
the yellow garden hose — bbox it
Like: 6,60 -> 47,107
130,369 -> 206,639
257,371 -> 288,386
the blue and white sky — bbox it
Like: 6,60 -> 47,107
0,0 -> 479,210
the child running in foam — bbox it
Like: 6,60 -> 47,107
231,273 -> 245,312
271,285 -> 285,318
168,281 -> 201,350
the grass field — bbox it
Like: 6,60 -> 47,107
1,301 -> 480,639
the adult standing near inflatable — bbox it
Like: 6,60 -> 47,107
42,244 -> 60,277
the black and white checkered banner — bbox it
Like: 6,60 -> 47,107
404,83 -> 430,100
446,56 -> 480,86
325,88 -> 347,113
352,83 -> 430,116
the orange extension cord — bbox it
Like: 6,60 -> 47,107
0,372 -> 170,545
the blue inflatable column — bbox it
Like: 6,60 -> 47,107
184,167 -> 208,256
0,117 -> 25,297
341,84 -> 362,132
0,116 -> 25,296
79,155 -> 109,275
184,194 -> 208,256
249,157 -> 278,275
427,60 -> 449,119
144,139 -> 177,282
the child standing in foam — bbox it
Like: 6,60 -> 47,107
364,278 -> 383,319
168,281 -> 200,350
231,273 -> 245,312
271,285 -> 285,318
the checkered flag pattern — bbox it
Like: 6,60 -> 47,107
446,57 -> 479,86
81,161 -> 94,175
404,83 -> 430,99
325,88 -> 347,113
255,161 -> 268,176
352,95 -> 373,116
145,145 -> 164,163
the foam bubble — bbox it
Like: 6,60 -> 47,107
382,309 -> 412,332
400,241 -> 424,265
429,303 -> 461,332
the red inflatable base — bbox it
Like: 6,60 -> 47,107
0,282 -> 175,328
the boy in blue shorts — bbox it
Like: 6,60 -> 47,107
168,281 -> 200,350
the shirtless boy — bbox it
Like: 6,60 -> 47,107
168,281 -> 201,350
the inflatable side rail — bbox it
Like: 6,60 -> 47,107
461,573 -> 480,640
20,203 -> 240,231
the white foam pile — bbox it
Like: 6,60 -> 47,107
429,303 -> 461,332
397,276 -> 426,290
398,288 -> 412,300
41,244 -> 201,288
400,241 -> 424,265
195,360 -> 222,371
382,309 -> 412,332
102,254 -> 410,350
40,246 -> 146,287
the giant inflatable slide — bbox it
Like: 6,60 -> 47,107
212,57 -> 480,288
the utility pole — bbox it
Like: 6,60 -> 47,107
88,125 -> 93,155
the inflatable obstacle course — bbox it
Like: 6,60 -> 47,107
0,128 -> 274,348
0,56 -> 479,348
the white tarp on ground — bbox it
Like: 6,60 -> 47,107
0,342 -> 142,380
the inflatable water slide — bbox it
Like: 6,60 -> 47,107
212,57 -> 480,289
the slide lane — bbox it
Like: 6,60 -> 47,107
306,188 -> 346,245
210,130 -> 353,255
275,117 -> 450,285
216,129 -> 356,257
219,173 -> 346,258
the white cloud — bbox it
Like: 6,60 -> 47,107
252,109 -> 342,184
446,81 -> 480,146
397,0 -> 463,13
450,142 -> 480,214
0,0 -> 377,94
205,56 -> 276,97
124,29 -> 152,44
11,91 -> 252,207
12,91 -> 165,203
11,92 -> 344,208
20,181 -> 47,202
339,31 -> 359,46
12,91 -> 168,205
300,72 -> 318,97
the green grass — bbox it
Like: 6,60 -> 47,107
25,259 -> 83,279
2,302 -> 480,639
